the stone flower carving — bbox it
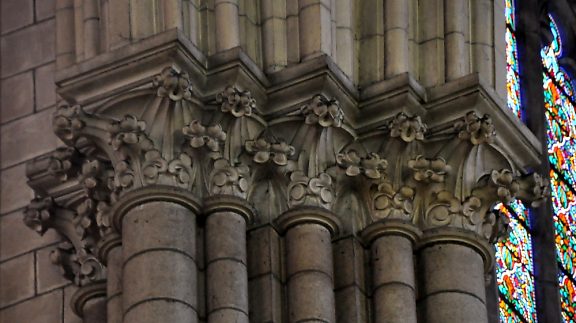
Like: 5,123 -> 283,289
24,197 -> 54,235
141,150 -> 168,184
489,169 -> 520,203
50,242 -> 105,286
516,173 -> 550,207
108,115 -> 153,151
389,112 -> 427,142
113,160 -> 135,189
217,86 -> 255,117
455,111 -> 496,145
288,171 -> 335,208
168,153 -> 193,187
301,94 -> 344,128
245,138 -> 295,166
53,104 -> 84,141
153,66 -> 193,101
182,120 -> 227,153
372,182 -> 415,220
336,150 -> 388,179
209,159 -> 249,197
48,147 -> 77,182
426,191 -> 495,239
408,156 -> 450,183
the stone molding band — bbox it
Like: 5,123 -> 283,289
276,207 -> 341,236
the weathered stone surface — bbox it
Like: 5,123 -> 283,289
333,237 -> 366,290
0,210 -> 59,260
335,286 -> 367,323
1,0 -> 33,34
124,300 -> 198,323
0,289 -> 63,323
248,275 -> 283,323
247,226 -> 281,277
1,164 -> 34,214
1,19 -> 55,77
0,253 -> 35,307
1,71 -> 34,122
36,245 -> 70,293
35,63 -> 56,110
1,108 -> 61,169
286,223 -> 334,277
64,285 -> 82,323
36,0 -> 56,21
422,292 -> 488,323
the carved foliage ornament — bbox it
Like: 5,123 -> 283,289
153,66 -> 193,101
301,94 -> 344,128
389,112 -> 427,142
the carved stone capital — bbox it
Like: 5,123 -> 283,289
360,219 -> 422,245
454,111 -> 496,145
276,207 -> 341,236
70,282 -> 107,317
203,195 -> 255,223
287,171 -> 335,209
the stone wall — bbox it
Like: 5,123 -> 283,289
0,0 -> 81,322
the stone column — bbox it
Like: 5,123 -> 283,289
418,228 -> 492,323
71,283 -> 107,323
445,0 -> 471,81
362,220 -> 421,323
277,208 -> 341,323
83,0 -> 100,59
114,193 -> 201,323
385,0 -> 410,77
56,0 -> 76,68
98,234 -> 123,323
203,196 -> 253,323
215,0 -> 240,51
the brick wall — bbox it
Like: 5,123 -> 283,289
0,0 -> 81,322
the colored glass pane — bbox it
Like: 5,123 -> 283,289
542,15 -> 576,322
495,203 -> 537,322
497,2 -> 538,322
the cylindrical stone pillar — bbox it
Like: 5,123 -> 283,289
385,0 -> 410,77
215,0 -> 240,51
277,208 -> 341,323
445,0 -> 470,81
98,233 -> 123,323
362,221 -> 421,323
83,0 -> 100,58
418,229 -> 492,323
204,196 -> 253,323
56,0 -> 76,68
71,282 -> 107,323
117,198 -> 200,323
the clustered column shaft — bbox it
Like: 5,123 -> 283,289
418,231 -> 490,323
121,201 -> 199,323
278,208 -> 341,323
204,197 -> 252,323
363,221 -> 421,323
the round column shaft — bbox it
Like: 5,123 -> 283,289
121,201 -> 198,323
107,245 -> 122,323
71,283 -> 107,323
204,197 -> 253,323
278,208 -> 340,323
362,221 -> 420,323
98,233 -> 123,323
418,230 -> 491,323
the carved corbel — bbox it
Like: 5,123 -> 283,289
24,197 -> 106,286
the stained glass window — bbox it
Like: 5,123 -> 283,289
542,15 -> 576,322
505,0 -> 522,119
495,201 -> 538,322
496,1 -> 538,322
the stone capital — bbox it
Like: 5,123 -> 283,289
360,220 -> 422,245
276,207 -> 341,236
70,281 -> 107,317
203,195 -> 255,223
